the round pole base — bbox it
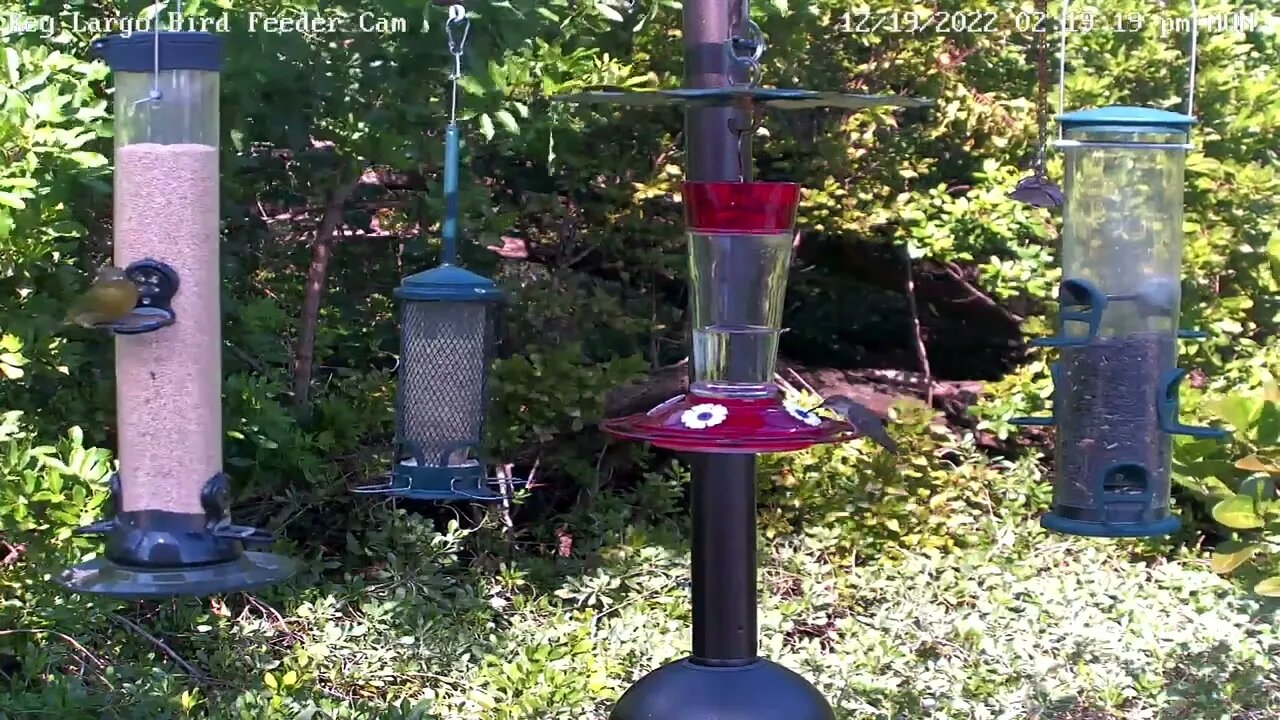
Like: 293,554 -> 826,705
58,552 -> 297,599
610,658 -> 834,720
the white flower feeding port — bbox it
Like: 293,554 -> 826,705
784,402 -> 822,427
681,403 -> 729,430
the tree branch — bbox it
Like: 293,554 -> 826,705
291,174 -> 364,407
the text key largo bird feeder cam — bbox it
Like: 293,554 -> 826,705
59,30 -> 296,598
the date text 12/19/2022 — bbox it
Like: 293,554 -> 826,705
838,10 -> 1047,34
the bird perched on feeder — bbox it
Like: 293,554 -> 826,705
813,395 -> 898,454
63,265 -> 139,328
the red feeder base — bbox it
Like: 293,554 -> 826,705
601,391 -> 860,453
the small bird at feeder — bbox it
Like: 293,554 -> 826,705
64,266 -> 139,328
813,395 -> 898,454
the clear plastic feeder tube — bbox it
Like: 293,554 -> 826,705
1059,116 -> 1190,339
684,182 -> 800,399
1048,108 -> 1194,529
96,32 -> 223,516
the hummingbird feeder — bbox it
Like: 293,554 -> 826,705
602,181 -> 867,453
562,13 -> 927,457
60,29 -> 296,598
1014,106 -> 1228,537
353,5 -> 510,502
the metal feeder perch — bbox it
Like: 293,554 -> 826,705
602,181 -> 866,454
60,31 -> 296,598
1021,106 -> 1228,538
354,8 -> 511,502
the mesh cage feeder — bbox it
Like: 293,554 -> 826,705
354,125 -> 510,501
59,31 -> 296,598
1016,107 -> 1228,538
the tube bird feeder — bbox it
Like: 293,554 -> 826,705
1015,106 -> 1228,538
60,32 -> 296,598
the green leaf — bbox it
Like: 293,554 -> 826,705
68,151 -> 107,168
263,672 -> 278,690
596,1 -> 625,22
1212,494 -> 1265,530
494,110 -> 519,134
1213,394 -> 1259,431
0,191 -> 26,210
1209,542 -> 1261,573
1254,576 -> 1280,597
478,113 -> 495,141
4,48 -> 19,85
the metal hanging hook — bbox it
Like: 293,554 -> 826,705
1010,0 -> 1062,209
445,4 -> 470,125
725,0 -> 764,88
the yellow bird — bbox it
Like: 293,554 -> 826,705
64,266 -> 140,328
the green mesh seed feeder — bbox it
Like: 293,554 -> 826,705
354,7 -> 511,502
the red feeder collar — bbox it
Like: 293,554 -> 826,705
683,181 -> 802,234
601,391 -> 860,454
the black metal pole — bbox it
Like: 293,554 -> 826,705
689,453 -> 758,663
684,0 -> 758,666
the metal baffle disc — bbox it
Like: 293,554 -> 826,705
552,87 -> 931,111
58,552 -> 297,599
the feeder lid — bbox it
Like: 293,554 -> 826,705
1058,106 -> 1195,135
601,391 -> 861,454
554,87 -> 930,111
397,264 -> 503,302
91,32 -> 224,73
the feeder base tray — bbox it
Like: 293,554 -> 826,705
354,485 -> 504,502
602,392 -> 859,454
610,658 -> 834,720
1041,512 -> 1180,538
58,552 -> 297,599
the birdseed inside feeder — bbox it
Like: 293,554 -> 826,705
603,181 -> 864,453
1016,106 -> 1228,538
60,31 -> 296,598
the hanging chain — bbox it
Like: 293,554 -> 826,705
445,4 -> 470,125
1057,0 -> 1068,140
1187,0 -> 1199,117
726,0 -> 765,181
1031,0 -> 1049,176
725,0 -> 764,88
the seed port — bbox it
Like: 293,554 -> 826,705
1103,463 -> 1149,496
92,259 -> 180,335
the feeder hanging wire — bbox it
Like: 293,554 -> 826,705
442,3 -> 470,266
1056,0 -> 1200,133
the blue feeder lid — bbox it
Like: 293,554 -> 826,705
396,264 -> 503,302
91,32 -> 224,73
1058,106 -> 1195,136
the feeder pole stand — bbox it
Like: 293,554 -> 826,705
608,0 -> 834,716
685,0 -> 758,667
